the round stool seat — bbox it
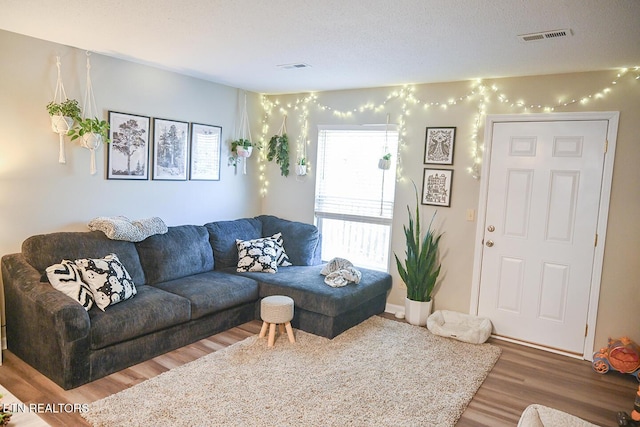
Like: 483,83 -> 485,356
259,295 -> 295,347
261,295 -> 294,324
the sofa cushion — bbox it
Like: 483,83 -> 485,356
22,231 -> 145,285
256,215 -> 320,266
45,260 -> 95,311
235,264 -> 391,317
236,237 -> 279,273
151,271 -> 259,320
75,253 -> 137,311
205,218 -> 262,269
135,225 -> 214,285
89,285 -> 191,349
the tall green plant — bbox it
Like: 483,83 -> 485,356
394,184 -> 443,302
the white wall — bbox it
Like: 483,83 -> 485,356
260,71 -> 640,353
0,29 -> 263,258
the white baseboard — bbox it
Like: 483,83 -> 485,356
385,303 -> 404,315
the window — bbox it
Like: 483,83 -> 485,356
315,125 -> 399,271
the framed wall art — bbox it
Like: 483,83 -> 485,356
107,111 -> 151,180
152,118 -> 189,180
424,127 -> 456,165
189,123 -> 222,181
422,168 -> 453,207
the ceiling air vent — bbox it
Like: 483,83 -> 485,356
518,29 -> 572,42
277,63 -> 312,70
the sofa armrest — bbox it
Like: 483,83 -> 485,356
2,253 -> 91,389
2,253 -> 90,342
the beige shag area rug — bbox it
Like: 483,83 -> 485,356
83,316 -> 501,426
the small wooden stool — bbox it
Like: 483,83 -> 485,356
259,295 -> 295,347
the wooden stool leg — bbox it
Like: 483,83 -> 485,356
268,323 -> 277,347
259,321 -> 269,338
279,324 -> 285,334
285,322 -> 295,343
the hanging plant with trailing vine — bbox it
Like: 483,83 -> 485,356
267,133 -> 290,177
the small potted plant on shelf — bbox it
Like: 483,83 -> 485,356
394,182 -> 443,326
296,157 -> 307,176
378,153 -> 392,170
46,99 -> 81,133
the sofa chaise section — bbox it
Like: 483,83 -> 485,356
239,265 -> 391,338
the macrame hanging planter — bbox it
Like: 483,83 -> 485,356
79,52 -> 102,175
48,56 -> 76,164
378,114 -> 392,170
296,117 -> 308,177
230,93 -> 254,175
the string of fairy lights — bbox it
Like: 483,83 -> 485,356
256,67 -> 639,195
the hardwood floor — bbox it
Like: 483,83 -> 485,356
0,315 -> 636,426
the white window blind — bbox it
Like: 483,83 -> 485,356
314,125 -> 399,271
315,126 -> 399,221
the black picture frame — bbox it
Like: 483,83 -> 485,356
152,118 -> 189,181
107,111 -> 151,180
424,127 -> 456,165
422,168 -> 453,207
189,123 -> 222,181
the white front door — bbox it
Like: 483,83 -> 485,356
477,119 -> 609,355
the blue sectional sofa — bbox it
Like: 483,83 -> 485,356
0,215 -> 391,389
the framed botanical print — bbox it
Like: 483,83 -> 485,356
152,118 -> 189,180
189,123 -> 222,181
424,127 -> 456,165
422,168 -> 453,207
107,111 -> 150,180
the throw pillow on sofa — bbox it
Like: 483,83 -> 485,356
75,253 -> 137,311
46,260 -> 95,311
271,232 -> 293,266
236,237 -> 279,273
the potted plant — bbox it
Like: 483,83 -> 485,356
231,138 -> 254,158
378,153 -> 392,170
68,117 -> 110,146
69,117 -> 110,175
296,157 -> 307,176
46,99 -> 81,134
394,183 -> 443,326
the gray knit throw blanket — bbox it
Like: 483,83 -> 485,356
320,257 -> 362,287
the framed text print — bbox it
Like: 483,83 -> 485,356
189,123 -> 222,181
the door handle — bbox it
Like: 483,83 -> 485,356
486,240 -> 494,247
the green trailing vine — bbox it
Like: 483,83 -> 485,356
267,133 -> 290,177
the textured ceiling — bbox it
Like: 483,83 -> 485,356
1,0 -> 639,94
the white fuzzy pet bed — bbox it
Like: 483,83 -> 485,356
426,310 -> 493,344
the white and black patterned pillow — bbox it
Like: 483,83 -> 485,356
270,232 -> 292,266
236,238 -> 279,273
46,260 -> 95,311
75,253 -> 137,311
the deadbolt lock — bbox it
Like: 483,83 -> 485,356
487,225 -> 495,232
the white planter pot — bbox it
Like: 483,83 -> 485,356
236,146 -> 253,158
296,164 -> 307,176
50,115 -> 74,134
378,159 -> 391,170
405,297 -> 433,326
81,132 -> 103,150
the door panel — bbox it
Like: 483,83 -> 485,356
478,120 -> 607,354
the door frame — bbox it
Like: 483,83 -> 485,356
469,112 -> 619,360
